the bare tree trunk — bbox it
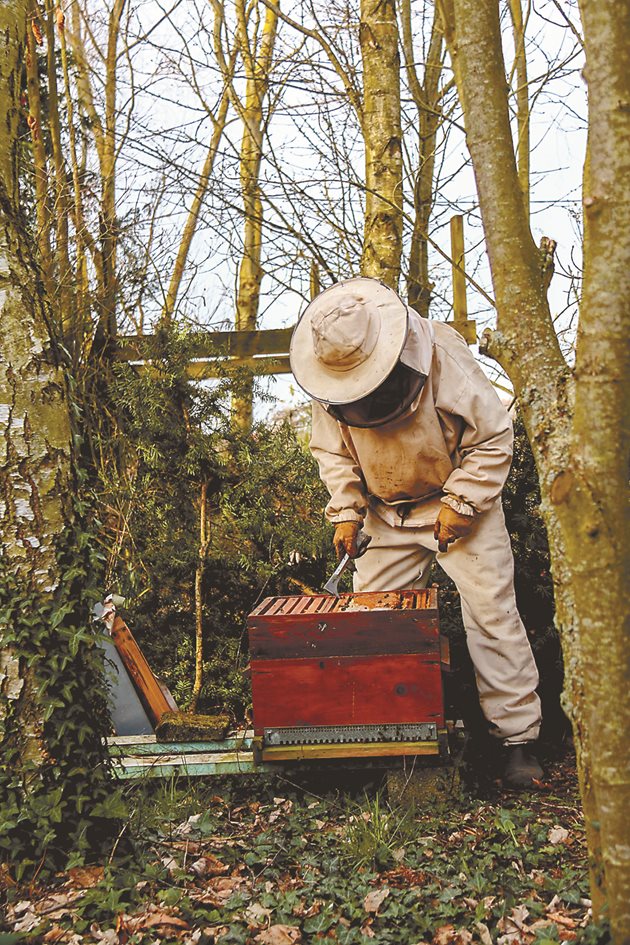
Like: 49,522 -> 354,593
441,0 -> 630,934
191,481 -> 210,712
161,85 -> 232,324
25,1 -> 53,290
98,0 -> 126,345
58,4 -> 90,358
359,0 -> 402,288
508,0 -> 529,212
400,0 -> 444,314
44,0 -> 74,336
230,0 -> 278,429
569,1 -> 630,932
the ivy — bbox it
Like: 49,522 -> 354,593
0,468 -> 125,880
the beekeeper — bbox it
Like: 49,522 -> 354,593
289,276 -> 543,788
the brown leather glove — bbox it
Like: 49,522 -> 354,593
333,521 -> 360,560
433,505 -> 476,553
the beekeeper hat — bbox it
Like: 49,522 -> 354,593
289,277 -> 409,405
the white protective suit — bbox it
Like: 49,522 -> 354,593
310,313 -> 542,744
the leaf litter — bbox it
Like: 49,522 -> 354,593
0,753 -> 601,944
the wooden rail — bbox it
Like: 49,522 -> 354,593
115,216 -> 478,379
115,327 -> 294,379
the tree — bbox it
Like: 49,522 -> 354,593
360,0 -> 402,286
438,0 -> 630,936
0,0 -> 118,876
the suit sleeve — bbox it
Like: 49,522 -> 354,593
436,336 -> 514,514
309,401 -> 368,524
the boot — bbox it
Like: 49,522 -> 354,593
503,743 -> 543,789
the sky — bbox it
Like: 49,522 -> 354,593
94,0 -> 587,415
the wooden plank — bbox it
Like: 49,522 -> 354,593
292,596 -> 313,614
113,750 -> 266,779
115,327 -> 295,362
261,741 -> 440,761
440,635 -> 451,670
265,597 -> 291,617
110,616 -> 175,727
109,736 -> 254,757
448,215 -> 477,345
108,734 -> 158,747
251,654 -> 444,734
184,357 -> 291,379
117,749 -> 253,768
248,612 -> 440,659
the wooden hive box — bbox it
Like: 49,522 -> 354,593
247,588 -> 447,762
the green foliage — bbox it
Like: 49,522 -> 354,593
2,763 -> 595,943
97,329 -> 331,716
0,516 -> 125,878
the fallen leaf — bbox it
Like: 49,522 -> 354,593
302,900 -> 322,917
548,825 -> 569,845
90,926 -> 119,945
381,866 -> 428,888
547,913 -> 578,929
161,855 -> 180,874
13,909 -> 40,934
173,813 -> 204,837
183,932 -> 204,945
67,865 -> 104,889
432,925 -> 456,945
496,904 -> 533,945
189,854 -> 229,878
363,886 -> 390,914
125,911 -> 190,933
208,875 -> 245,900
245,902 -> 273,926
475,922 -> 493,945
254,924 -> 302,944
43,927 -> 67,943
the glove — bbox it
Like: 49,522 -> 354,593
333,521 -> 360,560
433,505 -> 476,553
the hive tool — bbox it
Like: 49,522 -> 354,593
323,529 -> 372,596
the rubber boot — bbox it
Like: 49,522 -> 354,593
503,743 -> 543,788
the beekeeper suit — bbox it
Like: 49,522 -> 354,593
289,276 -> 543,787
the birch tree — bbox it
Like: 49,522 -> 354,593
400,0 -> 446,313
438,0 -> 630,936
0,0 -> 115,873
360,0 -> 402,287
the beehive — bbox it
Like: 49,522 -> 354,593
247,588 -> 448,761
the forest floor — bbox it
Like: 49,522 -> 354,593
2,747 -> 607,945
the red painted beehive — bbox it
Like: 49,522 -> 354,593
247,588 -> 447,761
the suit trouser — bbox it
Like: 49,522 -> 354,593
353,500 -> 541,744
